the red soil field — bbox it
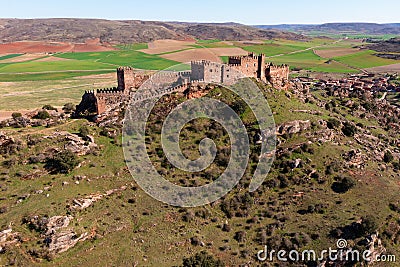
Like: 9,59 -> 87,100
0,38 -> 115,54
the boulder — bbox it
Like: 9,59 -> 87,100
0,227 -> 19,253
277,120 -> 311,135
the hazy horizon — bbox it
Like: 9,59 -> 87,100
1,17 -> 399,26
1,0 -> 399,25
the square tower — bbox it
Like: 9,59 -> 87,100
117,67 -> 136,92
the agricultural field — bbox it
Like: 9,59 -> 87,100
0,38 -> 398,82
0,37 -> 399,113
332,49 -> 399,68
56,50 -> 180,70
0,73 -> 116,112
0,53 -> 22,61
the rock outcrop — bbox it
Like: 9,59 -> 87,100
277,120 -> 311,135
0,227 -> 19,253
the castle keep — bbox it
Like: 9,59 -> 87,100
191,53 -> 289,88
76,53 -> 289,116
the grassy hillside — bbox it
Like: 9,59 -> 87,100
1,82 -> 399,266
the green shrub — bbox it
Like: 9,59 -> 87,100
383,150 -> 394,163
342,122 -> 356,137
45,150 -> 79,174
331,175 -> 356,193
34,110 -> 50,120
360,215 -> 378,235
327,118 -> 341,129
11,112 -> 22,119
62,103 -> 75,113
79,125 -> 90,138
182,251 -> 224,267
42,104 -> 58,111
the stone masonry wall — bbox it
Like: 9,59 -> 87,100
117,67 -> 150,92
77,55 -> 290,117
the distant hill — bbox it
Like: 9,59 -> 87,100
0,18 -> 305,44
255,22 -> 400,36
366,38 -> 400,53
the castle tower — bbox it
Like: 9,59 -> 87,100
257,54 -> 265,81
117,67 -> 136,92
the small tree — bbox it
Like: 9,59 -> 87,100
360,215 -> 378,235
42,104 -> 58,111
383,150 -> 394,163
45,150 -> 79,174
63,103 -> 76,114
11,112 -> 22,119
34,110 -> 50,120
234,231 -> 246,243
342,122 -> 356,137
79,125 -> 90,138
327,118 -> 341,129
182,251 -> 224,267
331,175 -> 356,193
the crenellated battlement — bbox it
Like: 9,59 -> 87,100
76,54 -> 290,116
191,60 -> 222,68
96,87 -> 121,94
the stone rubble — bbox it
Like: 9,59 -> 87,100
0,227 -> 19,253
71,185 -> 127,210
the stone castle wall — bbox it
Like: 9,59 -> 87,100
265,63 -> 290,90
228,53 -> 265,80
117,67 -> 150,92
76,54 -> 290,116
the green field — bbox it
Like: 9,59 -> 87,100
0,70 -> 114,82
114,43 -> 148,50
266,50 -> 357,73
239,38 -> 368,72
0,53 -> 23,61
0,60 -> 114,73
333,49 -> 399,68
0,45 -> 181,81
302,32 -> 399,40
0,37 -> 399,110
0,38 -> 396,83
56,50 -> 181,70
243,43 -> 300,56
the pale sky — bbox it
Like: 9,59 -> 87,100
1,0 -> 399,25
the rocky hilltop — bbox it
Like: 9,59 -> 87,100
0,19 -> 306,44
0,76 -> 399,265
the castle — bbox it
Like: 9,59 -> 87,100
76,53 -> 289,116
191,53 -> 289,87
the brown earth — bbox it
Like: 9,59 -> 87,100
0,109 -> 36,121
364,63 -> 400,73
0,53 -> 46,63
314,48 -> 361,58
139,39 -> 196,54
0,39 -> 115,54
160,47 -> 248,63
